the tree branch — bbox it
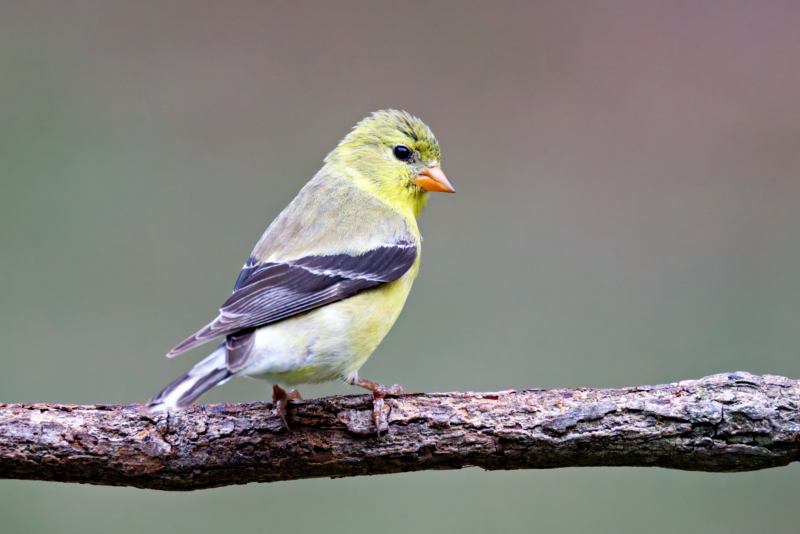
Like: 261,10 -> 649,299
2,372 -> 799,491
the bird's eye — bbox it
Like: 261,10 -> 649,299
393,145 -> 413,162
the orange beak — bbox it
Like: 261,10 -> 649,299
412,165 -> 455,193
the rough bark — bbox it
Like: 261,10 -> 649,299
1,372 -> 799,491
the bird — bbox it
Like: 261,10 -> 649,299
146,110 -> 454,435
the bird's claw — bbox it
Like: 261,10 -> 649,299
372,393 -> 386,436
350,377 -> 404,437
272,384 -> 302,432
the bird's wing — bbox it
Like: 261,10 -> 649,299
166,239 -> 417,358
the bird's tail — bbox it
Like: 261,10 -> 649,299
146,343 -> 232,412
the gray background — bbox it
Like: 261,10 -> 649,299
2,1 -> 800,532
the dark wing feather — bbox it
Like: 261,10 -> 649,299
224,329 -> 257,373
167,240 -> 417,358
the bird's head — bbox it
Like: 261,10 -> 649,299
326,110 -> 454,218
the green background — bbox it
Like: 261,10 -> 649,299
2,1 -> 800,532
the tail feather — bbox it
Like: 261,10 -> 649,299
146,344 -> 232,412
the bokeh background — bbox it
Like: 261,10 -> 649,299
2,1 -> 800,532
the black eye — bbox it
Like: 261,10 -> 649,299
393,145 -> 412,162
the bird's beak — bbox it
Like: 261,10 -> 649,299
413,165 -> 455,193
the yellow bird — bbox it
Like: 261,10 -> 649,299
147,110 -> 454,434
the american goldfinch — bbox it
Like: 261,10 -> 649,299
147,110 -> 454,434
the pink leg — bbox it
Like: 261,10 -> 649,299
350,376 -> 404,437
272,384 -> 303,431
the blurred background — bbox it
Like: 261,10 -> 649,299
2,1 -> 800,532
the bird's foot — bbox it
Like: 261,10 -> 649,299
350,377 -> 404,437
272,384 -> 302,431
